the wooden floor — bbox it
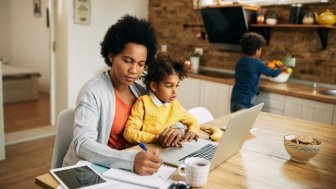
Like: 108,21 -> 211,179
4,93 -> 50,133
0,136 -> 55,189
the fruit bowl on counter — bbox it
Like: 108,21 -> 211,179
268,72 -> 291,83
265,60 -> 293,83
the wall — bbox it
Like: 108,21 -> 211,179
0,0 -> 12,64
0,0 -> 50,93
55,0 -> 149,115
149,0 -> 336,84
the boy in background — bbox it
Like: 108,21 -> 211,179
231,32 -> 282,112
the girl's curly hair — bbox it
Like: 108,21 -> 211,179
240,32 -> 266,56
100,15 -> 157,67
143,54 -> 188,91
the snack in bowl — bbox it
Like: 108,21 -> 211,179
284,134 -> 321,163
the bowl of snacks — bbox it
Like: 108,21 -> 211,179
284,134 -> 321,163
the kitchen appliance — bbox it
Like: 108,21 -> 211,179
200,6 -> 255,51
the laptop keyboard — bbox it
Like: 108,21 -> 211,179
178,144 -> 218,161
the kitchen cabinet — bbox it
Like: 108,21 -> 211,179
255,91 -> 286,115
178,78 -> 201,110
284,96 -> 335,125
199,80 -> 232,118
178,78 -> 232,119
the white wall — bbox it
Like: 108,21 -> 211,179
0,0 -> 12,64
55,0 -> 148,115
0,0 -> 50,93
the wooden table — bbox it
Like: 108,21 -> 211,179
35,112 -> 336,189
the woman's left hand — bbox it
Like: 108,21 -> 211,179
156,128 -> 184,147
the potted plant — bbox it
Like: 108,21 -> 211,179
189,51 -> 201,73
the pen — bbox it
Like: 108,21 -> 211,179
139,143 -> 148,152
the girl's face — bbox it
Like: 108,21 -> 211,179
109,43 -> 147,86
150,73 -> 180,103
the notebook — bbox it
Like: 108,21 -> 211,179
160,103 -> 264,171
102,165 -> 176,189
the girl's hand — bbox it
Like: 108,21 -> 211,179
133,148 -> 162,175
156,128 -> 184,148
183,132 -> 199,142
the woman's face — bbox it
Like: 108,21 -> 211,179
150,73 -> 180,103
109,43 -> 147,86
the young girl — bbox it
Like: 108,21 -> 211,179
124,54 -> 200,146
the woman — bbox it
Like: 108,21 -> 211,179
63,15 -> 184,175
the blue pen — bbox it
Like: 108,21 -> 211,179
139,143 -> 148,152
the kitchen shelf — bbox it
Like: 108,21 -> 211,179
250,24 -> 336,49
195,3 -> 259,11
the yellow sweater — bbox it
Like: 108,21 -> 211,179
123,94 -> 200,143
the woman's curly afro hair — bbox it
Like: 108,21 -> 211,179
143,54 -> 188,91
100,15 -> 157,67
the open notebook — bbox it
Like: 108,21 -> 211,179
102,165 -> 176,189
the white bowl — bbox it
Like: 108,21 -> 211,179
266,18 -> 277,25
268,73 -> 290,83
284,135 -> 321,163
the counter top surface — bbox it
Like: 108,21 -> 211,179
188,71 -> 336,104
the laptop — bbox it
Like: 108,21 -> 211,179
160,103 -> 264,171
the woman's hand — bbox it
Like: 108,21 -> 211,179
183,132 -> 199,142
133,148 -> 162,175
156,128 -> 184,147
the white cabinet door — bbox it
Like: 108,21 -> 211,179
284,96 -> 334,125
255,92 -> 286,115
199,80 -> 232,118
177,78 -> 201,110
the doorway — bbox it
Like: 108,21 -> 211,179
1,0 -> 55,146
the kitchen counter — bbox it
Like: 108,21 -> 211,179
188,70 -> 336,104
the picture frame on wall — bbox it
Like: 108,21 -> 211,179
33,0 -> 41,17
74,0 -> 91,25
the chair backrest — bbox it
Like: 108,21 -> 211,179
51,108 -> 75,169
188,107 -> 214,124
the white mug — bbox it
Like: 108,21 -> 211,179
177,157 -> 211,187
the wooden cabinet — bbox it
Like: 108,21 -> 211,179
177,78 -> 201,110
284,96 -> 335,125
178,78 -> 233,119
255,92 -> 286,115
199,80 -> 232,118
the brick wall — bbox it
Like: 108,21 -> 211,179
149,0 -> 336,84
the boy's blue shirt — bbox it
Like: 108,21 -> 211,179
231,57 -> 282,108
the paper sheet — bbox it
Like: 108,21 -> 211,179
102,165 -> 176,189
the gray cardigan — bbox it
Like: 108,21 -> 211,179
63,71 -> 147,170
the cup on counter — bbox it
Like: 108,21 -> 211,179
177,157 -> 211,187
